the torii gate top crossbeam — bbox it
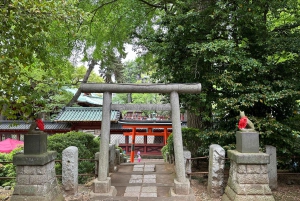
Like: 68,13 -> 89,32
80,83 -> 201,93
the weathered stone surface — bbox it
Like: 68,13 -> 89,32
109,144 -> 116,172
236,173 -> 269,184
266,145 -> 278,190
174,178 -> 190,195
13,151 -> 57,166
62,146 -> 78,195
93,177 -> 112,194
115,148 -> 120,165
183,148 -> 191,175
24,132 -> 48,155
11,157 -> 63,201
208,144 -> 225,198
236,131 -> 259,153
228,150 -> 270,164
222,151 -> 275,201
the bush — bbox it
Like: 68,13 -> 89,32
162,128 -> 235,159
48,131 -> 99,183
0,147 -> 23,187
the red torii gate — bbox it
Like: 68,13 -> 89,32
121,122 -> 172,162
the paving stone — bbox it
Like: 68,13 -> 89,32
129,179 -> 143,183
124,192 -> 140,197
125,186 -> 141,192
144,168 -> 155,172
143,178 -> 156,183
133,168 -> 144,172
140,192 -> 157,197
144,174 -> 156,179
131,175 -> 143,179
141,186 -> 157,193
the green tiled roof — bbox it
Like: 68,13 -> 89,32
55,107 -> 120,122
64,88 -> 103,106
0,121 -> 71,130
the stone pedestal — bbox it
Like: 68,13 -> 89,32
24,132 -> 47,155
222,150 -> 275,201
236,131 -> 259,153
11,151 -> 63,201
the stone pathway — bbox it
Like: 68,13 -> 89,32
124,164 -> 157,197
90,159 -> 181,200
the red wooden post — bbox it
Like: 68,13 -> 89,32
130,127 -> 136,163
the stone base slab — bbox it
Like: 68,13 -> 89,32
93,177 -> 117,194
13,151 -> 57,166
170,187 -> 195,201
222,185 -> 275,201
89,186 -> 117,197
173,179 -> 190,195
228,150 -> 269,164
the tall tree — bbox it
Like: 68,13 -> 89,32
136,0 -> 300,156
0,0 -> 84,123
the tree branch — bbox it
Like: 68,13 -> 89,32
65,59 -> 98,107
91,0 -> 118,23
137,0 -> 164,9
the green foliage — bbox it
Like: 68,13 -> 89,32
48,131 -> 99,183
0,0 -> 84,120
140,0 -> 300,165
0,147 -> 23,187
161,133 -> 174,160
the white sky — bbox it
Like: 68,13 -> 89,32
70,43 -> 137,75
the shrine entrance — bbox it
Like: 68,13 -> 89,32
79,83 -> 201,196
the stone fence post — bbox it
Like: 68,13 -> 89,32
62,146 -> 78,195
109,144 -> 117,172
266,145 -> 277,190
207,144 -> 225,198
115,148 -> 120,165
183,147 -> 191,177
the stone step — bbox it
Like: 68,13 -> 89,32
89,196 -> 193,201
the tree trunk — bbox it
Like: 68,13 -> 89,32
66,59 -> 97,107
0,105 -> 7,120
127,93 -> 132,103
187,110 -> 203,129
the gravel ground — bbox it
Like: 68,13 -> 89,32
190,174 -> 300,201
1,174 -> 299,201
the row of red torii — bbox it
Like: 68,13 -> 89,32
79,83 -> 202,195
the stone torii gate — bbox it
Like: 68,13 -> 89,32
80,83 -> 201,197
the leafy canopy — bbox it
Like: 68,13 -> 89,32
0,0 -> 85,119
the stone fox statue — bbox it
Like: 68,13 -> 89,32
238,111 -> 255,131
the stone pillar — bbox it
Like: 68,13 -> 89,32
92,92 -> 117,197
62,146 -> 78,195
11,151 -> 63,201
170,91 -> 192,198
208,144 -> 225,198
265,145 -> 277,190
